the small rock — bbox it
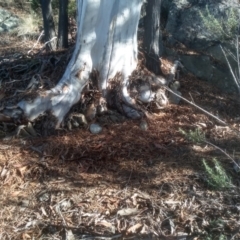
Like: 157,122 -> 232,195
169,90 -> 182,105
122,104 -> 143,119
140,120 -> 148,131
169,81 -> 181,105
38,192 -> 50,202
86,103 -> 96,121
90,123 -> 102,134
0,8 -> 19,33
233,160 -> 240,173
139,89 -> 155,103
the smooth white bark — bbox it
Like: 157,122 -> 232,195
18,0 -> 143,125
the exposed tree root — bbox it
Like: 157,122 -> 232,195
0,61 -> 182,135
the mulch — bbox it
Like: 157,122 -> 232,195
0,34 -> 240,240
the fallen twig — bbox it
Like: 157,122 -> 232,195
77,234 -> 122,240
28,31 -> 44,55
164,85 -> 227,126
220,44 -> 240,95
204,140 -> 240,171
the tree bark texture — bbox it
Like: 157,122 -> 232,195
18,0 -> 144,126
57,0 -> 68,49
41,0 -> 57,51
143,0 -> 162,75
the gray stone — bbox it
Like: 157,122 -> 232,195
161,0 -> 240,93
169,81 -> 182,105
89,123 -> 102,134
140,120 -> 148,131
0,8 -> 19,33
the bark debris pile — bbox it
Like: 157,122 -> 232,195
0,46 -> 181,137
1,53 -> 240,239
1,31 -> 240,239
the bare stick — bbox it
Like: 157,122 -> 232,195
43,36 -> 57,48
27,31 -> 44,54
164,85 -> 227,126
164,86 -> 240,170
205,140 -> 240,171
237,36 -> 240,86
220,44 -> 240,94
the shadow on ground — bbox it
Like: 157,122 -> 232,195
1,34 -> 240,239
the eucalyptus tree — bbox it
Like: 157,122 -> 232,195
9,0 -> 171,127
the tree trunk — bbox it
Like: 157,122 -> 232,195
143,0 -> 163,75
41,0 -> 57,51
18,0 -> 144,126
57,0 -> 68,49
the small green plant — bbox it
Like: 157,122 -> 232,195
202,158 -> 232,189
200,5 -> 238,40
179,128 -> 205,144
219,235 -> 227,240
205,233 -> 227,240
68,0 -> 77,18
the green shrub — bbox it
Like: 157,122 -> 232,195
202,158 -> 232,189
205,233 -> 227,240
68,0 -> 77,18
200,6 -> 238,40
179,128 -> 205,144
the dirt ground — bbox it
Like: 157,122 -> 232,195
0,32 -> 240,240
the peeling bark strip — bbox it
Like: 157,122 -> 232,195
18,0 -> 144,126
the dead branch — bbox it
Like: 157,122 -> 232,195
164,85 -> 228,126
204,140 -> 240,171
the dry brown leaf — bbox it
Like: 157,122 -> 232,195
117,207 -> 139,216
96,220 -> 113,228
17,166 -> 28,177
140,224 -> 149,234
3,170 -> 11,184
165,200 -> 181,205
1,166 -> 8,179
41,207 -> 48,217
96,220 -> 115,233
22,232 -> 32,240
0,53 -> 239,240
127,223 -> 142,234
11,191 -> 24,197
131,193 -> 138,206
